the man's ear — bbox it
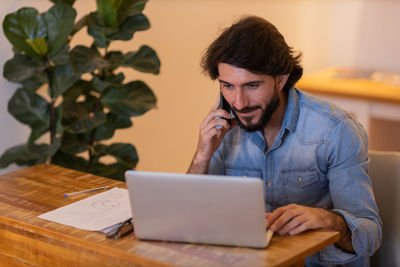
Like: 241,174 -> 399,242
276,74 -> 289,91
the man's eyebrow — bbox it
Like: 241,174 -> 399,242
218,79 -> 231,85
218,79 -> 264,85
243,80 -> 264,85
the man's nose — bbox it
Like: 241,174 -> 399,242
233,89 -> 249,110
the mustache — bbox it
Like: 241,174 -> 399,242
232,106 -> 262,114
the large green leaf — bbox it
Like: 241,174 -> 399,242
111,0 -> 124,11
26,38 -> 48,56
8,88 -> 49,131
0,144 -> 46,168
48,44 -> 70,65
3,8 -> 47,58
49,64 -> 80,99
62,101 -> 106,133
27,105 -> 64,154
83,95 -> 102,113
28,127 -> 49,144
50,0 -> 76,6
44,3 -> 77,56
87,162 -> 129,181
87,12 -> 117,48
104,72 -> 125,84
71,14 -> 88,36
97,0 -> 118,27
87,27 -> 107,48
48,138 -> 62,158
117,0 -> 148,24
27,137 -> 61,159
91,143 -> 108,162
63,111 -> 106,133
3,53 -> 46,83
104,143 -> 138,168
70,45 -> 109,73
102,81 -> 156,117
93,112 -> 132,140
92,76 -> 110,93
87,11 -> 149,46
55,103 -> 64,135
92,72 -> 125,93
60,132 -> 89,154
108,14 -> 149,41
105,51 -> 124,71
123,45 -> 160,74
62,79 -> 92,101
51,150 -> 88,172
21,73 -> 48,91
90,142 -> 137,179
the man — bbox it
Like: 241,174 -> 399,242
188,16 -> 381,266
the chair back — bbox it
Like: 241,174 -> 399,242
369,150 -> 400,267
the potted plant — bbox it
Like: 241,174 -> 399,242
0,0 -> 160,180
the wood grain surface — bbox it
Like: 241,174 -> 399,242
0,164 -> 339,266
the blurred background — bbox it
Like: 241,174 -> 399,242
1,0 -> 400,175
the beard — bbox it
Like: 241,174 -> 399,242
232,85 -> 280,132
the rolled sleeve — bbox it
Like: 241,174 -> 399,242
321,116 -> 382,263
334,209 -> 382,256
318,209 -> 382,264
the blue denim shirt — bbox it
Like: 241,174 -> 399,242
208,88 -> 382,266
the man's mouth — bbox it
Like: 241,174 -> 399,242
233,106 -> 261,115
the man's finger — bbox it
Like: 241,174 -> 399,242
200,109 -> 232,129
270,206 -> 303,232
202,119 -> 230,135
212,92 -> 221,111
288,222 -> 311,236
278,213 -> 308,235
266,206 -> 287,227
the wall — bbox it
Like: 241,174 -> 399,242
1,0 -> 399,175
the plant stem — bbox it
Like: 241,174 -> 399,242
49,98 -> 56,145
45,67 -> 56,164
87,45 -> 109,168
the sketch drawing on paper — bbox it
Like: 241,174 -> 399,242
92,199 -> 120,211
38,187 -> 132,231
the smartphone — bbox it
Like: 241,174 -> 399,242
220,92 -> 231,113
219,92 -> 231,125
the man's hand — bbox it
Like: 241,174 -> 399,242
187,95 -> 234,174
265,204 -> 354,253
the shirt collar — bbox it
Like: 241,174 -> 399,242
282,87 -> 300,133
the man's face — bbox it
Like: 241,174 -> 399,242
218,63 -> 283,132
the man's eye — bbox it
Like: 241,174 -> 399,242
247,83 -> 259,88
222,83 -> 233,89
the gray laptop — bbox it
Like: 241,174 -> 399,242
125,171 -> 268,248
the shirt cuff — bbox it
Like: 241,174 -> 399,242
318,209 -> 361,264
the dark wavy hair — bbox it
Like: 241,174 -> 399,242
201,16 -> 303,91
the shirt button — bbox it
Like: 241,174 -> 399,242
298,177 -> 302,183
267,181 -> 271,187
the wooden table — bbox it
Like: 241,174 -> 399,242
0,164 -> 339,267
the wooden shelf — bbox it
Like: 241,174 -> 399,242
297,68 -> 400,104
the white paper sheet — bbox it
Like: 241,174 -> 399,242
38,187 -> 132,231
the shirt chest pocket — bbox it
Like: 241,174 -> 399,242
280,169 -> 322,205
226,168 -> 262,178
